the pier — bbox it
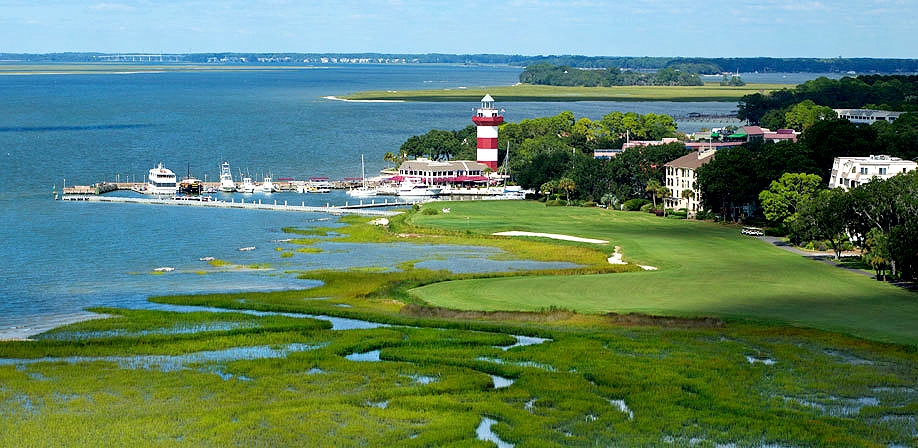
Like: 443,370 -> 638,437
59,195 -> 421,217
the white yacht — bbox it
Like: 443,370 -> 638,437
145,163 -> 178,195
239,177 -> 256,194
397,179 -> 441,197
346,155 -> 378,198
219,162 -> 236,192
255,176 -> 277,193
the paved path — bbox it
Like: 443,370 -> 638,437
757,236 -> 874,277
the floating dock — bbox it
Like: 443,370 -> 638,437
58,195 -> 420,217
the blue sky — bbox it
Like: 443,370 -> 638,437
2,0 -> 915,57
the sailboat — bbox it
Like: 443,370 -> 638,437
346,154 -> 377,198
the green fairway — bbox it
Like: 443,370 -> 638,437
340,82 -> 788,102
409,201 -> 918,345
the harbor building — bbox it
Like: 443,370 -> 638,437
833,109 -> 903,125
392,159 -> 490,185
663,149 -> 717,216
473,94 -> 503,170
828,155 -> 917,190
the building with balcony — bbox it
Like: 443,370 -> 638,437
663,149 -> 717,215
828,155 -> 917,190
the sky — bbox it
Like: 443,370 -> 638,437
2,0 -> 916,58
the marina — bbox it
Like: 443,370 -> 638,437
57,194 -> 422,216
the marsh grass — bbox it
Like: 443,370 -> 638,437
3,205 -> 917,446
2,306 -> 915,446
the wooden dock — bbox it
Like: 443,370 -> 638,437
58,195 -> 422,217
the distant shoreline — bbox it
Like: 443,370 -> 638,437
339,82 -> 789,103
322,95 -> 405,103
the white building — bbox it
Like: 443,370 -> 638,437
829,155 -> 917,190
394,158 -> 490,185
663,149 -> 716,215
833,109 -> 903,125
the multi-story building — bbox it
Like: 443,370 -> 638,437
829,155 -> 917,190
663,149 -> 716,215
832,109 -> 903,125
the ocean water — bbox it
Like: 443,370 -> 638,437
0,64 -> 747,334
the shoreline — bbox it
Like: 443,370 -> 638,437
0,311 -> 113,341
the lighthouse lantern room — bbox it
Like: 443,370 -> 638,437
472,94 -> 503,170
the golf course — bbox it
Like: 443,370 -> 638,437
410,201 -> 918,346
2,202 -> 916,447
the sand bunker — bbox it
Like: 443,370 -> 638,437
492,231 -> 608,244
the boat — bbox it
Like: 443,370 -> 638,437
239,177 -> 256,194
495,185 -> 526,200
178,177 -> 203,195
346,155 -> 378,198
238,246 -> 256,251
144,163 -> 178,195
397,178 -> 441,197
219,162 -> 236,192
308,178 -> 334,189
255,176 -> 277,193
296,183 -> 331,193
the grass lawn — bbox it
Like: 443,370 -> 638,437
340,82 -> 789,102
409,201 -> 918,346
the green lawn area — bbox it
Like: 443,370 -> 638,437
340,82 -> 788,102
409,201 -> 918,346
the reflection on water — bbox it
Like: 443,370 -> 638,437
476,417 -> 514,448
0,343 -> 326,374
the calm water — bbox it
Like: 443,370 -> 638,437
0,64 -> 768,334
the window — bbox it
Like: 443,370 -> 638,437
879,168 -> 887,175
904,168 -> 909,173
860,167 -> 868,175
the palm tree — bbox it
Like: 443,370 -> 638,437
383,151 -> 396,168
646,179 -> 662,210
681,189 -> 695,217
539,180 -> 557,201
558,177 -> 576,205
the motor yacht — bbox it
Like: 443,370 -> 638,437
144,163 -> 178,195
219,162 -> 236,192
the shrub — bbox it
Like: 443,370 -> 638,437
640,203 -> 654,212
764,225 -> 788,237
581,201 -> 596,207
545,199 -> 565,206
665,209 -> 687,219
421,208 -> 438,215
623,198 -> 648,211
695,210 -> 711,220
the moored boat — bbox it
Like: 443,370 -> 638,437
239,177 -> 256,194
144,163 -> 178,196
397,179 -> 441,197
219,162 -> 236,192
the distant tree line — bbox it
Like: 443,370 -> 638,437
519,63 -> 703,87
6,53 -> 918,73
738,75 -> 918,124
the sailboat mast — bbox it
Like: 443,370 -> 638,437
361,154 -> 366,187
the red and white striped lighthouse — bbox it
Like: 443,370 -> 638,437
472,94 -> 503,170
